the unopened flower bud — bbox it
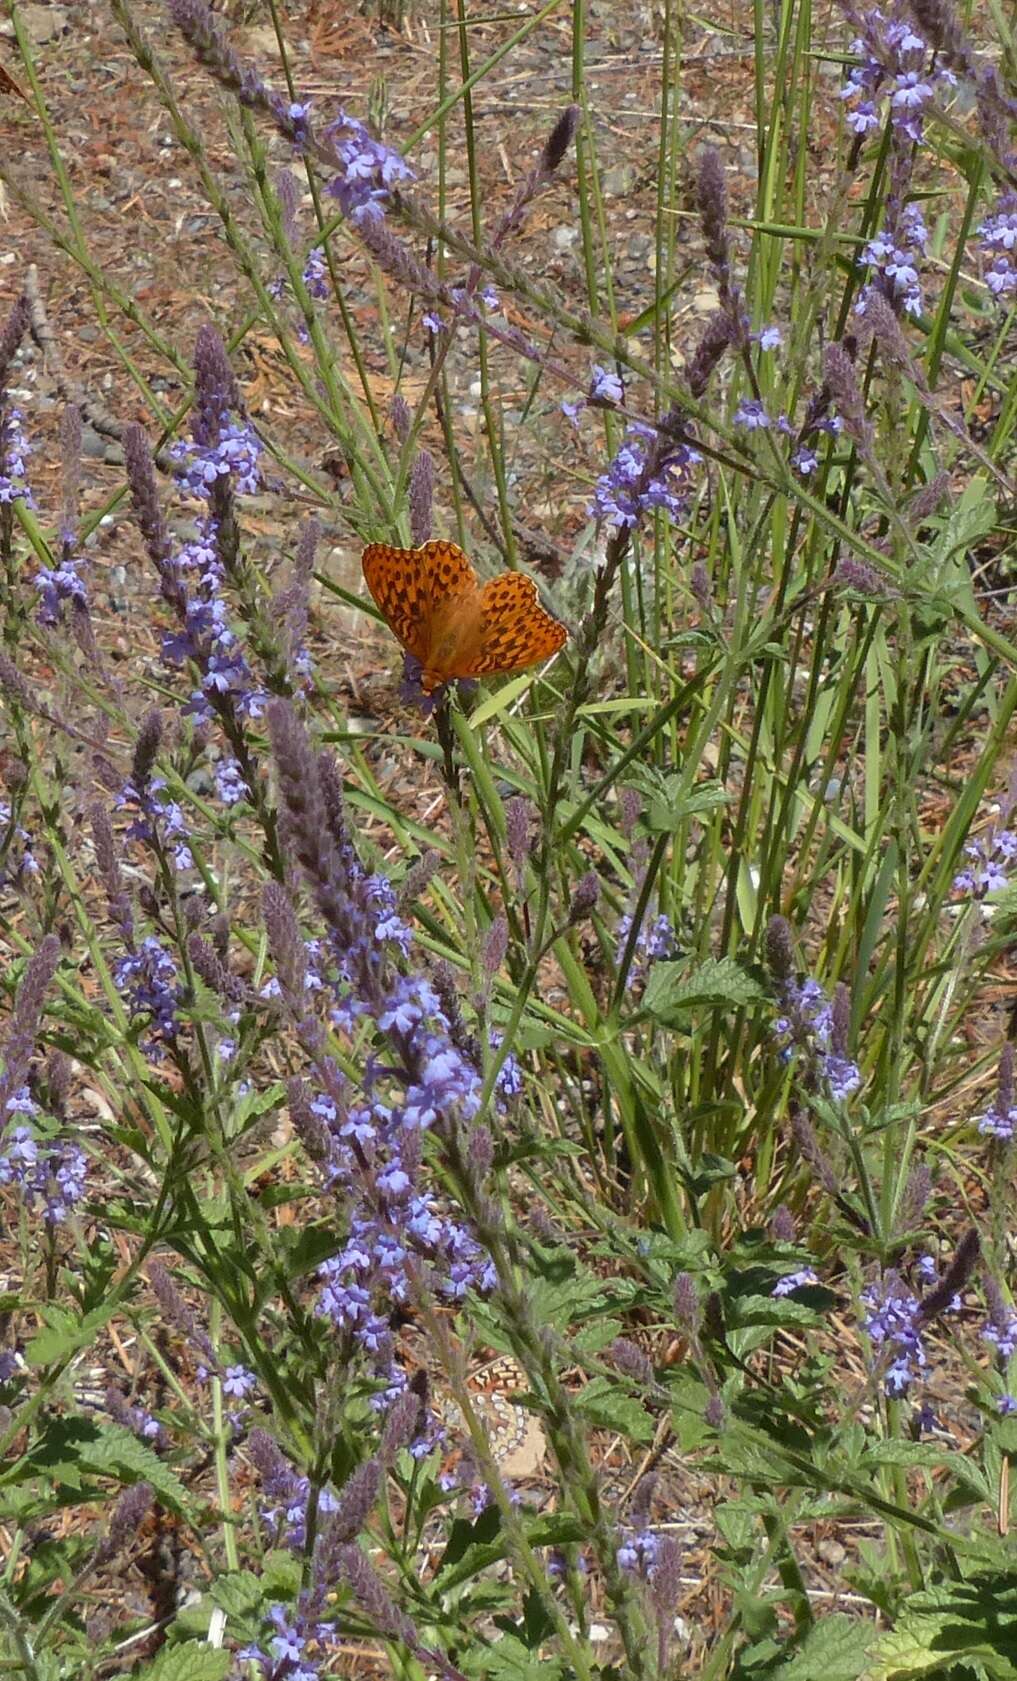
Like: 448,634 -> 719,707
541,104 -> 579,173
764,915 -> 795,985
569,871 -> 600,923
482,916 -> 509,976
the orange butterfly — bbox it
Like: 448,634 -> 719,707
362,539 -> 568,695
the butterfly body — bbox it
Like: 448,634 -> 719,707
362,539 -> 567,695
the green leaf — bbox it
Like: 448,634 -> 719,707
476,1633 -> 564,1681
859,1443 -> 991,1502
135,1645 -> 232,1681
641,956 -> 767,1022
232,1081 -> 286,1129
25,1418 -> 189,1512
572,1377 -> 655,1441
25,1302 -> 119,1366
861,1573 -> 1017,1681
775,1615 -> 868,1679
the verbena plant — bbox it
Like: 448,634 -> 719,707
1,0 -> 1016,1674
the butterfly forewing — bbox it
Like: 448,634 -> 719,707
362,541 -> 567,690
362,540 -> 477,661
471,571 -> 568,677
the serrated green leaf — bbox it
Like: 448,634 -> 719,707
859,1443 -> 991,1501
232,1082 -> 286,1128
25,1418 -> 189,1512
475,1633 -> 564,1681
135,1644 -> 232,1681
775,1614 -> 868,1679
861,1573 -> 1017,1681
573,1378 -> 655,1441
435,1514 -> 585,1591
209,1570 -> 268,1618
25,1302 -> 118,1366
642,956 -> 766,1022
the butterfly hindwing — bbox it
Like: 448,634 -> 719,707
362,540 -> 477,661
471,571 -> 568,677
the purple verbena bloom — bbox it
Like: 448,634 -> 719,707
976,193 -> 1017,302
35,546 -> 88,626
421,311 -> 445,335
590,364 -> 624,404
302,246 -> 329,300
0,801 -> 39,884
983,1307 -> 1017,1361
324,108 -> 413,225
215,756 -> 249,806
772,1267 -> 818,1297
0,408 -> 36,508
792,444 -> 820,475
561,397 -> 584,425
591,423 -> 700,533
618,1528 -> 659,1577
838,8 -> 949,144
953,824 -> 1017,898
757,325 -> 782,351
0,1125 -> 89,1223
861,1272 -> 927,1396
490,1031 -> 523,1098
976,1098 -> 1016,1141
999,1394 -> 1017,1415
615,910 -> 678,989
734,397 -> 770,430
113,936 -> 183,1054
222,1364 -> 257,1399
770,969 -> 861,1100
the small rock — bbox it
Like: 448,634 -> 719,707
818,1538 -> 846,1567
12,3 -> 69,43
81,426 -> 108,459
603,163 -> 637,197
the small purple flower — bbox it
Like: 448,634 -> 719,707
0,408 -> 36,508
734,397 -> 770,430
772,1267 -> 818,1297
757,325 -> 782,351
976,193 -> 1017,302
976,1099 -> 1016,1141
302,246 -> 329,301
591,425 -> 699,532
858,202 -> 928,319
171,415 -> 262,500
999,1394 -> 1017,1415
0,802 -> 39,884
983,1309 -> 1017,1362
770,970 -> 861,1100
421,310 -> 445,335
616,910 -> 678,988
953,824 -> 1017,898
214,756 -> 249,806
792,444 -> 820,475
618,1528 -> 659,1577
838,9 -> 948,145
222,1364 -> 257,1399
561,397 -> 584,425
268,1605 -> 305,1664
35,550 -> 88,626
590,364 -> 624,405
861,1273 -> 927,1396
324,108 -> 413,225
113,936 -> 183,1053
847,100 -> 881,134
